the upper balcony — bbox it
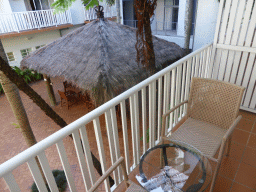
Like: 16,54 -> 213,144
0,9 -> 72,37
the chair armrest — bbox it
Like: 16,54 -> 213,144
161,100 -> 188,140
216,115 -> 242,162
223,115 -> 242,141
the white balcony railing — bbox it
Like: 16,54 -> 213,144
0,43 -> 214,191
84,5 -> 117,21
0,9 -> 72,34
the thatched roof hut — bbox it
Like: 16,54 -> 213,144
21,18 -> 184,106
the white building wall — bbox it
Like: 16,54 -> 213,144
69,0 -> 85,25
9,0 -> 27,12
0,0 -> 12,13
156,35 -> 193,49
152,0 -> 164,31
152,0 -> 218,50
1,30 -> 61,66
177,0 -> 185,37
192,0 -> 219,50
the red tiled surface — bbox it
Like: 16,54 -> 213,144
1,78 -> 256,192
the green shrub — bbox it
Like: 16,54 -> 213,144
31,170 -> 67,192
0,67 -> 43,94
12,66 -> 42,83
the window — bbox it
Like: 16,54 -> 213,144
35,44 -> 45,50
164,0 -> 179,31
20,48 -> 32,58
6,52 -> 15,62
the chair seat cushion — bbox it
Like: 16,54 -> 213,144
169,117 -> 226,157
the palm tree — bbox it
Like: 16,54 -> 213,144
184,0 -> 194,53
134,0 -> 157,74
0,40 -> 47,183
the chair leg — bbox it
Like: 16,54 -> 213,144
209,161 -> 221,192
226,137 -> 232,156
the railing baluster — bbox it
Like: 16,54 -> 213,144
133,92 -> 140,163
163,72 -> 171,134
120,100 -> 130,174
185,58 -> 192,103
169,69 -> 175,130
198,50 -> 203,77
201,49 -> 207,78
56,140 -> 77,192
180,62 -> 187,117
93,117 -> 111,192
157,77 -> 163,141
37,152 -> 59,191
194,53 -> 200,77
129,95 -> 137,166
191,55 -> 196,78
110,107 -> 122,183
174,65 -> 182,125
72,129 -> 92,190
105,110 -> 119,185
79,126 -> 97,184
151,81 -> 156,146
27,158 -> 48,192
141,87 -> 147,153
3,173 -> 21,192
149,83 -> 153,148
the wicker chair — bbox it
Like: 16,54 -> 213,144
161,77 -> 245,192
58,90 -> 78,109
88,157 -> 146,192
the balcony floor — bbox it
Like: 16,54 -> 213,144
0,78 -> 256,191
116,110 -> 256,192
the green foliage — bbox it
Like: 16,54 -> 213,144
12,66 -> 42,84
0,67 -> 43,94
51,0 -> 115,13
31,170 -> 67,192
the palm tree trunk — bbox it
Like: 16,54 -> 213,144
43,74 -> 57,106
143,9 -> 156,74
184,0 -> 193,52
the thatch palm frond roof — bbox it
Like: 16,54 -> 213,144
21,19 -> 184,105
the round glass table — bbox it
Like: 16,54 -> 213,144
136,140 -> 212,192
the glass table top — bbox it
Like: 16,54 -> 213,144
136,140 -> 212,192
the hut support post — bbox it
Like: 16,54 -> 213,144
43,74 -> 56,106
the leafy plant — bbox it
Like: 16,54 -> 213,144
52,0 -> 115,13
0,67 -> 43,94
11,66 -> 42,84
31,170 -> 67,192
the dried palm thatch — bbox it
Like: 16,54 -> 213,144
21,19 -> 184,106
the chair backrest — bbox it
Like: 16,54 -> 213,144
187,78 -> 245,130
58,90 -> 67,100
